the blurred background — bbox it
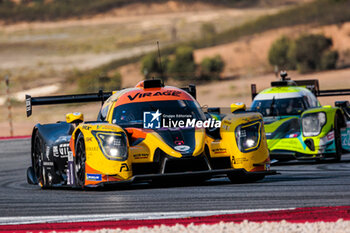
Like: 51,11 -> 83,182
0,0 -> 350,136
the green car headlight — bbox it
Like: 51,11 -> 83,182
92,131 -> 128,161
302,112 -> 326,137
235,121 -> 261,152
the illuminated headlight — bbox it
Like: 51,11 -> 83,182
302,112 -> 326,137
235,121 -> 261,152
92,131 -> 128,161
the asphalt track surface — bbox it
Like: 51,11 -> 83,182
1,139 -> 350,218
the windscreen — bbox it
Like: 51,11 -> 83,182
251,97 -> 306,117
112,100 -> 206,127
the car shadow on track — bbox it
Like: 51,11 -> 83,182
272,158 -> 350,167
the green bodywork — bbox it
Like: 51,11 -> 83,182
264,107 -> 338,158
254,87 -> 345,159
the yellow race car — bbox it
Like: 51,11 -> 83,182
26,79 -> 274,188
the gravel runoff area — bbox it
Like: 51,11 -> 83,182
78,220 -> 350,233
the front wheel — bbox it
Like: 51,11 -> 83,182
75,133 -> 86,188
32,132 -> 48,188
333,117 -> 342,162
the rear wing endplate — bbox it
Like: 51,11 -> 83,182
26,90 -> 112,117
181,84 -> 196,99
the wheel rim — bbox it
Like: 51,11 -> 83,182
75,138 -> 86,185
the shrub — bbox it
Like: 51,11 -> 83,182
200,55 -> 225,81
320,50 -> 339,70
268,36 -> 295,70
288,34 -> 335,73
141,53 -> 168,80
78,69 -> 121,93
167,46 -> 196,81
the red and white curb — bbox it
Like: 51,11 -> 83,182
0,206 -> 349,232
0,136 -> 30,141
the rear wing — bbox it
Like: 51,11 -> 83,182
26,90 -> 112,117
26,84 -> 197,117
251,79 -> 350,100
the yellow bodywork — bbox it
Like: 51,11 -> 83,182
66,112 -> 84,124
207,112 -> 269,172
69,86 -> 270,187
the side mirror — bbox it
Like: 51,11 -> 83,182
66,112 -> 84,124
231,103 -> 246,113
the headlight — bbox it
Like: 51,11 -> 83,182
92,131 -> 128,161
302,112 -> 326,137
235,121 -> 261,152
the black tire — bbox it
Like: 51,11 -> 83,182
228,173 -> 265,184
32,132 -> 48,188
75,133 -> 86,188
333,116 -> 342,162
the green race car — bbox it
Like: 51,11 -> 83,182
250,72 -> 350,161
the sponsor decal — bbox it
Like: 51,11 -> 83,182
101,126 -> 117,130
143,110 -> 221,129
68,151 -> 73,162
86,146 -> 99,151
86,173 -> 102,181
67,153 -> 75,185
43,161 -> 54,166
26,98 -> 31,113
45,146 -> 50,161
235,158 -> 248,164
327,131 -> 334,141
53,144 -> 71,158
174,139 -> 184,145
128,91 -> 181,101
174,145 -> 191,152
212,148 -> 227,154
86,137 -> 93,142
82,125 -> 91,130
287,133 -> 299,138
120,163 -> 130,172
59,143 -> 70,158
134,153 -> 149,159
53,146 -> 59,157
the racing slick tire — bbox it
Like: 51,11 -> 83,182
333,115 -> 342,162
228,173 -> 265,183
32,131 -> 49,188
75,133 -> 86,188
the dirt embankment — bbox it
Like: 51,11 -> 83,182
194,22 -> 350,78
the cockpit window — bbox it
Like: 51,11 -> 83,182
251,97 -> 306,117
111,100 -> 206,127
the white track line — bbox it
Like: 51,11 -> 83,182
0,208 -> 295,225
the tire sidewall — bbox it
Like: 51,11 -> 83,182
74,133 -> 86,188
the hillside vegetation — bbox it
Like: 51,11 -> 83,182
0,0 -> 256,22
73,0 -> 350,86
196,0 -> 350,48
